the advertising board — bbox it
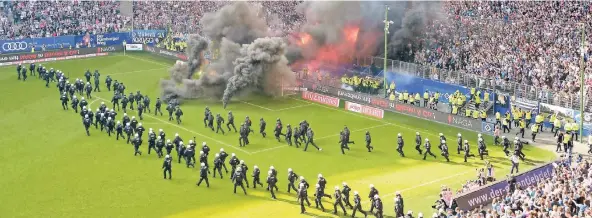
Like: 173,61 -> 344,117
143,45 -> 187,61
0,46 -> 120,66
454,162 -> 555,211
344,101 -> 384,119
301,91 -> 339,107
125,44 -> 143,51
301,80 -> 488,133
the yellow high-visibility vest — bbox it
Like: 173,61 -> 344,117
423,92 -> 429,99
483,92 -> 490,102
496,112 -> 501,120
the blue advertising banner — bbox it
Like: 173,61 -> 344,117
0,36 -> 76,54
91,32 -> 130,46
454,162 -> 555,211
131,30 -> 167,45
386,72 -> 470,104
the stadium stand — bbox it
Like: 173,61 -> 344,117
0,1 -> 130,40
1,1 -> 590,216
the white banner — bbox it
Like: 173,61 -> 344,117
345,101 -> 384,119
125,44 -> 143,51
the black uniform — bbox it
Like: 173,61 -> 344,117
71,97 -> 79,113
397,135 -> 405,157
137,103 -> 144,120
216,114 -> 225,134
368,187 -> 380,213
415,134 -> 423,154
457,136 -> 463,154
84,83 -> 92,99
373,197 -> 384,218
333,189 -> 347,215
478,140 -> 488,160
184,146 -> 195,168
111,94 -> 120,111
503,137 -> 511,156
132,135 -> 143,156
124,125 -> 133,144
293,127 -> 301,147
285,125 -> 293,146
147,131 -> 157,154
304,129 -> 320,151
339,132 -> 349,154
17,64 -> 22,80
556,133 -> 564,152
342,185 -> 353,209
464,142 -> 475,162
259,119 -> 267,138
121,96 -> 128,113
165,141 -> 174,155
207,113 -> 214,131
213,156 -> 223,178
176,143 -> 186,164
154,98 -> 163,116
252,167 -> 263,188
83,116 -> 91,136
156,138 -> 165,158
203,108 -> 211,127
115,123 -> 125,140
60,95 -> 69,110
287,171 -> 299,193
352,194 -> 367,217
227,112 -> 237,132
298,184 -> 310,214
233,170 -> 248,195
167,104 -> 175,121
423,141 -> 437,160
196,165 -> 210,187
219,151 -> 229,173
143,96 -> 151,113
84,70 -> 91,83
93,71 -> 100,92
366,132 -> 374,152
314,186 -> 326,211
440,142 -> 450,162
105,76 -> 112,91
175,107 -> 183,124
162,156 -> 172,179
274,120 -> 285,142
128,93 -> 135,110
267,174 -> 278,199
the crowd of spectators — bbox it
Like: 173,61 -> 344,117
131,1 -> 304,37
0,1 -> 129,40
413,1 -> 592,100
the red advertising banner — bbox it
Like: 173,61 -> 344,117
301,91 -> 339,107
345,101 -> 384,119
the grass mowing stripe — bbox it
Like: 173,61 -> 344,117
106,67 -> 168,76
274,103 -> 314,111
240,100 -> 274,111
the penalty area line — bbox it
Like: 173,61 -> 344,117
94,97 -> 252,155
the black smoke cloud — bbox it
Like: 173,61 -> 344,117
159,2 -> 295,105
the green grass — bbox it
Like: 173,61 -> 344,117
0,52 -> 557,218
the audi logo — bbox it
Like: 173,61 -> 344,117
2,42 -> 28,51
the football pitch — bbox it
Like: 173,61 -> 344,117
0,53 -> 556,218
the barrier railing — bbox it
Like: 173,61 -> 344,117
355,57 -> 591,113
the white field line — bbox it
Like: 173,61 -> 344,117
95,97 -> 251,155
240,101 -> 274,111
289,97 -> 441,139
124,54 -> 171,67
361,170 -> 473,204
250,123 -> 390,154
106,67 -> 167,76
274,103 -> 314,111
